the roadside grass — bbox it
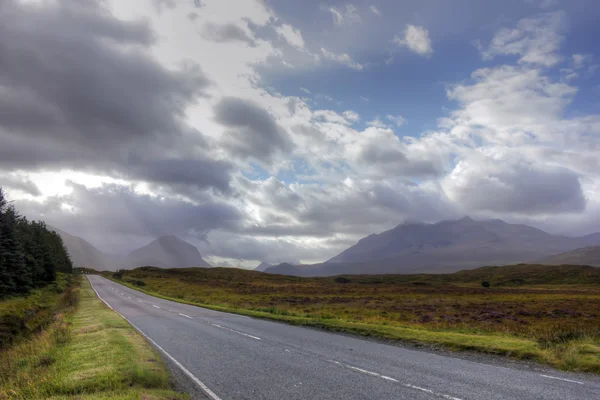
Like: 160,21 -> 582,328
0,273 -> 77,349
106,265 -> 600,374
0,278 -> 188,400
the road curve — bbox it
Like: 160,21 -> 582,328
88,275 -> 600,400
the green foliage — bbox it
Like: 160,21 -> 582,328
481,281 -> 490,288
0,187 -> 73,298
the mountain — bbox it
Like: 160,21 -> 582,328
125,235 -> 212,269
265,217 -> 600,277
536,246 -> 600,267
51,228 -> 211,271
254,262 -> 273,272
49,226 -> 109,271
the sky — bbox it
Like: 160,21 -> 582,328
1,0 -> 600,268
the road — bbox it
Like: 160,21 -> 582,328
88,275 -> 600,400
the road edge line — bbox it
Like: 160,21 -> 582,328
87,276 -> 223,400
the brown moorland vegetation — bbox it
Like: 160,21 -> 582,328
106,264 -> 600,373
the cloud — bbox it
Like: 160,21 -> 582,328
328,7 -> 344,25
276,24 -> 305,49
320,48 -> 364,70
342,111 -> 360,123
0,0 -> 224,194
447,65 -> 577,141
444,153 -> 586,214
326,4 -> 362,26
1,173 -> 41,197
300,87 -> 311,94
482,11 -> 565,67
369,5 -> 381,16
15,182 -> 242,252
367,117 -> 389,129
386,115 -> 406,127
215,97 -> 293,164
201,22 -> 256,46
393,25 -> 433,56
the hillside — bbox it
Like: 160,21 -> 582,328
49,226 -> 109,271
265,217 -> 600,276
536,246 -> 600,267
254,262 -> 273,272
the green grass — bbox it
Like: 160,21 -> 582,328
105,265 -> 600,374
0,277 -> 188,399
0,274 -> 78,349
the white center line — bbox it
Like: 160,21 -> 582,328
540,375 -> 584,385
152,305 -> 161,309
179,313 -> 193,319
128,296 -> 131,299
138,300 -> 143,303
329,360 -> 463,400
211,323 -> 261,341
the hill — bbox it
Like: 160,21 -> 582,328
51,228 -> 211,271
265,217 -> 600,276
536,246 -> 600,267
125,235 -> 212,269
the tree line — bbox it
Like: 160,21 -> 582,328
0,188 -> 73,297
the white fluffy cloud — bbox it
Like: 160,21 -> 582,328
276,24 -> 305,49
481,11 -> 565,67
393,25 -> 433,56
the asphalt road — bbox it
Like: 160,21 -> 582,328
88,275 -> 600,400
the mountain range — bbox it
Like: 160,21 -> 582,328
51,227 -> 212,271
264,217 -> 600,276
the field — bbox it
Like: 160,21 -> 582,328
107,264 -> 600,373
0,277 -> 188,399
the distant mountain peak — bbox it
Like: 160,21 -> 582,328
255,262 -> 273,272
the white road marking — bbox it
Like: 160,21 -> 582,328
152,305 -> 161,309
540,375 -> 584,385
179,313 -> 193,319
211,323 -> 261,341
128,297 -> 131,299
88,277 -> 222,400
138,300 -> 143,303
329,360 -> 463,400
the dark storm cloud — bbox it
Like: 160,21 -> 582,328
130,157 -> 233,194
201,22 -> 257,47
359,142 -> 443,177
215,97 -> 294,163
0,0 -> 231,192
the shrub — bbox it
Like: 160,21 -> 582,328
481,281 -> 490,288
334,277 -> 350,284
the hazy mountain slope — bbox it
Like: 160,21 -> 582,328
536,246 -> 600,267
254,262 -> 273,272
49,226 -> 109,270
125,235 -> 212,269
267,218 -> 600,277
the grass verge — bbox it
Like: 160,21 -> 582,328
105,266 -> 600,374
0,277 -> 188,399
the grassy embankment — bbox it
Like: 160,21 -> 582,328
107,264 -> 600,373
0,276 -> 188,399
